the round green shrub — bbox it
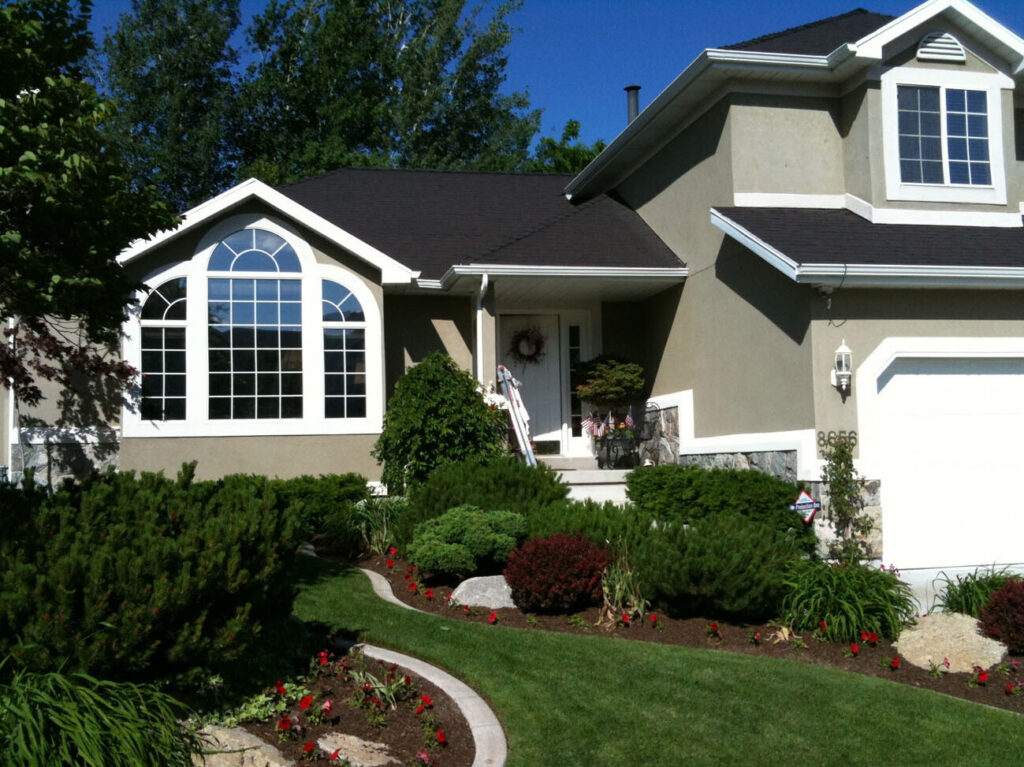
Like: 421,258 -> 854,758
781,560 -> 917,642
407,505 -> 527,578
269,473 -> 369,539
525,498 -> 650,551
373,353 -> 506,493
626,464 -> 816,554
979,579 -> 1024,652
399,457 -> 568,546
634,512 -> 802,621
503,534 -> 610,613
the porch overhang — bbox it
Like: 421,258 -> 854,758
419,264 -> 688,302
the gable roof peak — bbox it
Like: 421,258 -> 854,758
722,8 -> 895,55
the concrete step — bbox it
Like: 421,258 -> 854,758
555,468 -> 629,504
538,455 -> 599,471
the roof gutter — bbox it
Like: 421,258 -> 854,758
710,207 -> 1024,290
434,263 -> 689,290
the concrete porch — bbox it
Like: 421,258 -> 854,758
539,455 -> 629,504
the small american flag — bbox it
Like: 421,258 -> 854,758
624,406 -> 634,429
581,413 -> 596,436
599,412 -> 612,437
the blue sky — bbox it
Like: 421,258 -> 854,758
88,1 -> 1024,148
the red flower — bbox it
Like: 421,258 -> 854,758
404,675 -> 412,686
303,742 -> 315,753
436,729 -> 447,744
1006,683 -> 1016,695
891,656 -> 900,669
424,588 -> 434,599
330,749 -> 340,761
300,694 -> 313,710
650,614 -> 658,624
488,611 -> 498,624
421,694 -> 433,707
818,620 -> 827,632
387,559 -> 394,568
621,613 -> 630,626
445,593 -> 452,602
409,582 -> 417,591
389,546 -> 397,555
977,670 -> 990,684
278,716 -> 292,731
710,621 -> 719,633
463,605 -> 470,615
274,681 -> 287,696
318,651 -> 329,665
850,642 -> 859,655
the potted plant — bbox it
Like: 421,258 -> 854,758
575,356 -> 646,468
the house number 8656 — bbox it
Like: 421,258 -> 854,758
817,430 -> 857,453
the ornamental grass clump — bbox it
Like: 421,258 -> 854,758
781,559 -> 916,642
504,534 -> 610,613
407,505 -> 527,578
978,579 -> 1024,652
933,567 -> 1021,617
0,662 -> 202,767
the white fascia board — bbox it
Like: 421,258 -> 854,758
854,0 -> 1024,72
709,208 -> 800,280
118,179 -> 418,285
732,193 -> 847,209
437,264 -> 688,290
846,194 -> 1021,227
712,207 -> 1024,289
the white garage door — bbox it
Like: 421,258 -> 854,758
874,357 -> 1024,570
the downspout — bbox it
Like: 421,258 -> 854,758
475,273 -> 489,383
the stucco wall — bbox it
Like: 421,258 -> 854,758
809,288 -> 1024,441
730,93 -> 845,195
383,294 -> 474,397
120,434 -> 381,480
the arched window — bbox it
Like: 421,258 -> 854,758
140,278 -> 187,421
322,280 -> 366,418
207,228 -> 303,420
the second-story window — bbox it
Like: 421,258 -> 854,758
897,85 -> 990,187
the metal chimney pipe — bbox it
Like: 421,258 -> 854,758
625,85 -> 641,124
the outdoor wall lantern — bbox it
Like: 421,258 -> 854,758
831,340 -> 852,394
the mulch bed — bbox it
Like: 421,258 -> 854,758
361,554 -> 1024,716
238,650 -> 474,766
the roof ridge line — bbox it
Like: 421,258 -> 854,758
720,7 -> 890,50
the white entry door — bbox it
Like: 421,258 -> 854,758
499,315 -> 562,444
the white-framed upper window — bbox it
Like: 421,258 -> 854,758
122,214 -> 383,438
881,66 -> 1010,205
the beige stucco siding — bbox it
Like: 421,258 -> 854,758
0,384 -> 8,471
730,94 -> 845,195
841,83 -> 877,204
810,289 -> 1024,438
120,434 -> 381,480
384,295 -> 473,397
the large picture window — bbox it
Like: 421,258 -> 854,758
125,216 -> 383,437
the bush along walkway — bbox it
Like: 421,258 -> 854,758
361,554 -> 1024,717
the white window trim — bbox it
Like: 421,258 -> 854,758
881,66 -> 1011,205
122,213 -> 384,438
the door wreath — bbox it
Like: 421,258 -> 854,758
508,326 -> 547,364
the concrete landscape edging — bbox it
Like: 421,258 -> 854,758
358,568 -> 508,767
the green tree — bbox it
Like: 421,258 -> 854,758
236,0 -> 540,183
99,0 -> 240,211
0,0 -> 176,418
527,119 -> 606,173
822,439 -> 872,564
372,353 -> 505,493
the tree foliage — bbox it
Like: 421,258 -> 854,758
235,0 -> 541,183
0,0 -> 176,415
99,0 -> 241,212
527,119 -> 606,173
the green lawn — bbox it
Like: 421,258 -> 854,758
293,557 -> 1024,766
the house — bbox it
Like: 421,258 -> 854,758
4,0 -> 1024,601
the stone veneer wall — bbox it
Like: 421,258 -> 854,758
637,405 -> 679,466
9,437 -> 119,486
679,448 -> 882,559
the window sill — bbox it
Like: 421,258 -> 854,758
885,182 -> 1006,206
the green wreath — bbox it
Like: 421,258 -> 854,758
508,326 -> 547,365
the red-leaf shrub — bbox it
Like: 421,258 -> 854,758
979,579 -> 1024,652
503,534 -> 609,613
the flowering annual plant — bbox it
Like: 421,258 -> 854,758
880,656 -> 900,670
299,694 -> 313,711
860,630 -> 879,646
620,612 -> 631,627
969,666 -> 990,688
389,546 -> 398,556
300,741 -> 316,760
843,642 -> 859,658
416,694 -> 433,715
748,630 -> 761,645
387,559 -> 394,568
277,716 -> 294,742
706,621 -> 720,638
488,611 -> 499,624
424,588 -> 434,600
1005,681 -> 1023,696
274,680 -> 287,696
650,614 -> 662,631
436,728 -> 447,745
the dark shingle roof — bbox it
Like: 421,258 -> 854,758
721,9 -> 894,55
717,207 -> 1024,268
277,168 -> 681,279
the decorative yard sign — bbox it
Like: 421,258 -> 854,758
789,490 -> 821,524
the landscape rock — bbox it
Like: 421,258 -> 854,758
450,575 -> 516,609
317,733 -> 398,766
192,725 -> 290,767
895,612 -> 1006,673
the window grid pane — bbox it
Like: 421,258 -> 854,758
323,280 -> 367,419
945,88 -> 990,186
897,85 -> 942,184
141,277 -> 188,422
568,325 -> 582,437
209,278 -> 302,420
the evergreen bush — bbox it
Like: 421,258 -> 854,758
407,505 -> 527,578
634,513 -> 802,620
503,534 -> 610,613
525,498 -> 649,552
0,662 -> 202,767
373,353 -> 506,493
0,464 -> 301,687
269,473 -> 369,539
399,457 -> 568,546
625,464 -> 816,553
780,560 -> 916,642
979,579 -> 1024,652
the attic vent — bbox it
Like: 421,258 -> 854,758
916,32 -> 966,63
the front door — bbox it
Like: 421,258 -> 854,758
499,315 -> 562,447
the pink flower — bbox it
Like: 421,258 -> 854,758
321,699 -> 333,714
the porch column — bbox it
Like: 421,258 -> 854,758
475,276 -> 497,386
